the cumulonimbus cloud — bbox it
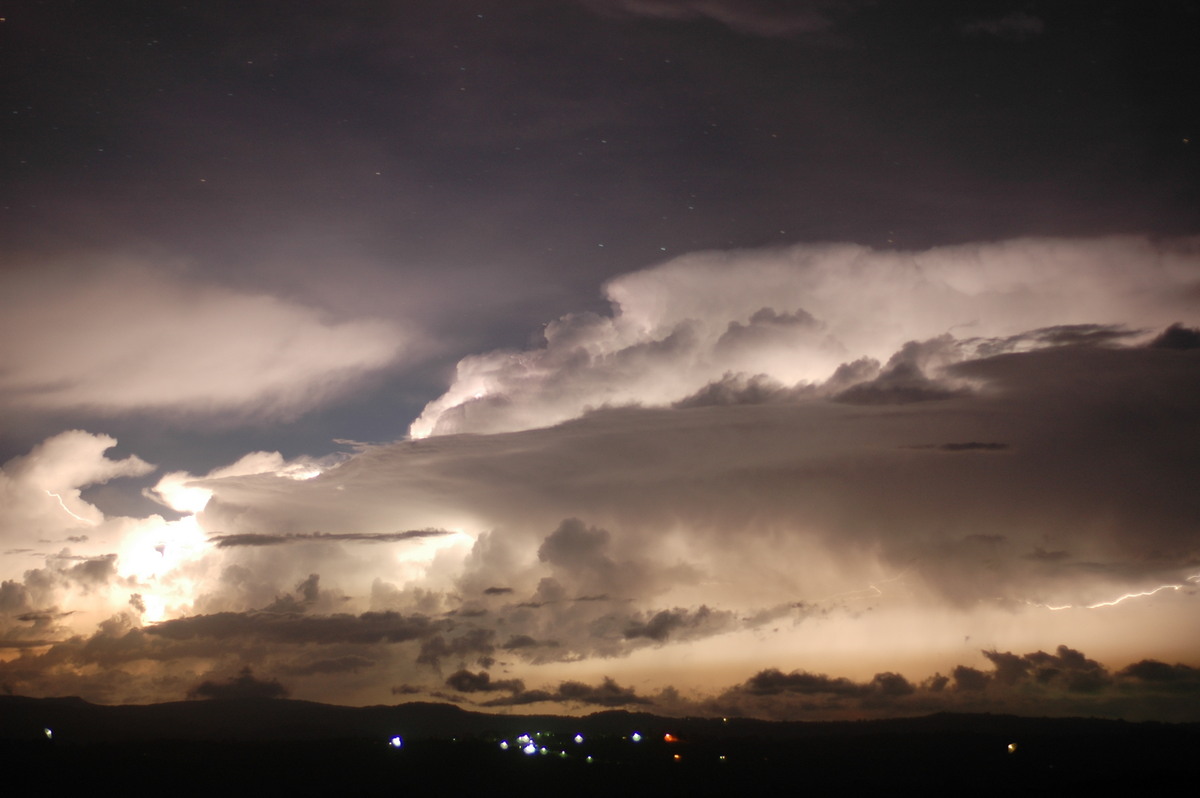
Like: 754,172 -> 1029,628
2,237 -> 1198,713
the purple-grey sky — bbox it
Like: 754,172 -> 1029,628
1,1 -> 1198,720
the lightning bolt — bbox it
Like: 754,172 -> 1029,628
818,572 -> 909,604
45,490 -> 97,525
824,584 -> 884,602
1035,575 -> 1199,611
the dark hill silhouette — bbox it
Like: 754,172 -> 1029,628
1,696 -> 1195,795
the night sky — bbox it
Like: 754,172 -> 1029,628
2,1 -> 1199,720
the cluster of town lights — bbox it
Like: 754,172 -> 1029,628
498,731 -> 587,760
488,729 -> 694,765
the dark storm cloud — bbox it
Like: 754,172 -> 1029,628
623,605 -> 734,642
188,667 -> 289,700
445,669 -> 524,694
0,606 -> 447,704
391,684 -> 422,696
14,611 -> 76,624
0,579 -> 62,647
537,519 -> 612,571
0,556 -> 126,638
964,646 -> 1113,695
869,672 -> 916,698
147,611 -> 440,645
501,635 -> 541,650
526,518 -> 689,603
1149,323 -> 1200,350
744,668 -> 868,697
416,629 -> 496,668
1118,660 -> 1200,689
972,324 -> 1142,357
482,676 -> 652,708
59,555 -> 119,586
208,529 -> 452,548
667,646 -> 1200,722
0,581 -> 32,614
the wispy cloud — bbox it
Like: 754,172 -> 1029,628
0,261 -> 407,420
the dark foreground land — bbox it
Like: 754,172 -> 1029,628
2,697 -> 1196,795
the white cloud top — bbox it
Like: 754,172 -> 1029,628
412,237 -> 1200,437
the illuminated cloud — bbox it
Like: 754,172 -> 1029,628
186,323 -> 1198,698
0,433 -> 361,655
0,431 -> 155,611
0,237 -> 1197,717
0,432 -> 154,560
0,261 -> 406,419
411,237 -> 1200,437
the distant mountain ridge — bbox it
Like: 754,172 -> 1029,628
2,694 -> 1195,744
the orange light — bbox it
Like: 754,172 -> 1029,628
664,733 -> 678,743
673,754 -> 681,761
